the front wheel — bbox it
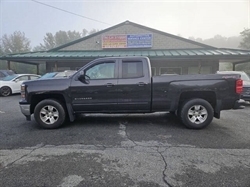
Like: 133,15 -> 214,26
34,99 -> 66,129
179,99 -> 214,129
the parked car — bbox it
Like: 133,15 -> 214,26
0,70 -> 15,80
217,71 -> 250,101
39,70 -> 77,79
0,74 -> 40,96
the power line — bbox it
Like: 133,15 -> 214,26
31,0 -> 111,25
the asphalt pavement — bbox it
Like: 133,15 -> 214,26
0,95 -> 249,187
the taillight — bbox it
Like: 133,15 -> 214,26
236,79 -> 243,94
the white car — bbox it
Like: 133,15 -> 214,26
0,74 -> 40,96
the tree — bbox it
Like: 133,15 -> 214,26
0,42 -> 6,69
188,35 -> 241,48
1,31 -> 31,54
88,29 -> 99,35
33,29 -> 100,51
237,29 -> 250,74
34,30 -> 92,51
239,28 -> 250,49
0,31 -> 34,72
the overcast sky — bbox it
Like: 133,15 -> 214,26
0,0 -> 249,47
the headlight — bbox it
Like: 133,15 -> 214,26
21,84 -> 26,98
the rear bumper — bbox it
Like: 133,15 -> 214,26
19,104 -> 31,120
233,100 -> 245,109
242,86 -> 250,101
241,95 -> 250,101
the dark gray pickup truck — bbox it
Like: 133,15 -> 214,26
19,56 -> 243,129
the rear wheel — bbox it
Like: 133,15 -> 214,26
34,99 -> 66,129
179,99 -> 214,129
0,86 -> 12,97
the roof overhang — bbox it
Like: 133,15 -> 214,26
1,48 -> 250,65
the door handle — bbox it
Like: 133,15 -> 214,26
106,83 -> 114,87
138,82 -> 146,86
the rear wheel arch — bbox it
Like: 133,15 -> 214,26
178,91 -> 216,109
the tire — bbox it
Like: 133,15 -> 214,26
34,99 -> 66,129
0,86 -> 12,97
179,99 -> 214,129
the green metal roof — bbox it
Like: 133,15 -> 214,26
1,48 -> 250,61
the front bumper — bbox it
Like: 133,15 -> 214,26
19,104 -> 31,121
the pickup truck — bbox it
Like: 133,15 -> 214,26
19,56 -> 243,129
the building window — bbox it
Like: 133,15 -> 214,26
122,61 -> 143,78
188,66 -> 211,74
52,67 -> 71,72
160,67 -> 182,75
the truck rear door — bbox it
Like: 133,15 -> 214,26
116,58 -> 151,112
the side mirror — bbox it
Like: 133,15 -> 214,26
78,70 -> 85,81
78,71 -> 90,84
15,79 -> 20,82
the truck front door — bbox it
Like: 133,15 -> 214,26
70,60 -> 118,112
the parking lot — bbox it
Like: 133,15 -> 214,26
0,95 -> 250,187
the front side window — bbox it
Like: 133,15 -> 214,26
122,61 -> 143,78
86,62 -> 115,79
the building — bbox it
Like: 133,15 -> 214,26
1,20 -> 250,75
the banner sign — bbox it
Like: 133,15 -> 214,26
127,34 -> 152,48
102,34 -> 152,49
102,35 -> 127,48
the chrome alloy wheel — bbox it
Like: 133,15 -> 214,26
187,105 -> 208,124
40,105 -> 59,125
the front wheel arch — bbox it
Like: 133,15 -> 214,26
179,98 -> 214,129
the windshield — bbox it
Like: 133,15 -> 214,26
40,72 -> 58,79
2,75 -> 18,81
5,70 -> 15,76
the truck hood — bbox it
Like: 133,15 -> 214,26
23,78 -> 72,93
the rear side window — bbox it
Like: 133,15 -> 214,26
30,75 -> 40,80
18,76 -> 29,81
122,61 -> 143,78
